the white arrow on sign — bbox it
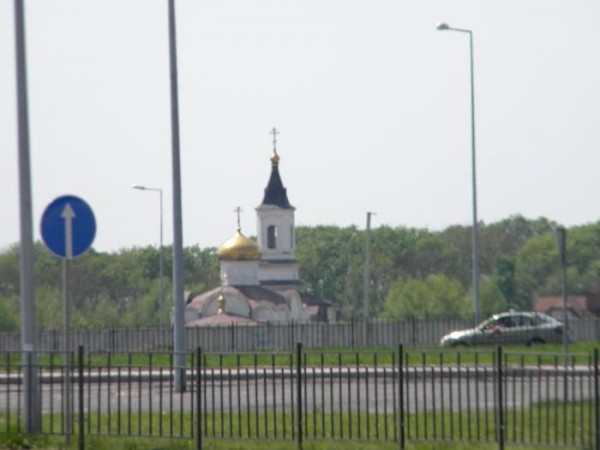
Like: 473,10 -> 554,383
61,203 -> 76,259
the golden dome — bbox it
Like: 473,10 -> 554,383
217,230 -> 261,261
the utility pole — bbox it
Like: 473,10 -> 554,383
167,0 -> 187,392
14,0 -> 41,432
556,226 -> 569,366
363,212 -> 376,320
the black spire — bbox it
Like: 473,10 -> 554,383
261,128 -> 293,209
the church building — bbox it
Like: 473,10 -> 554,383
184,130 -> 334,326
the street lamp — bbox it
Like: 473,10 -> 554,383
132,184 -> 165,329
167,0 -> 187,393
437,22 -> 481,325
555,226 -> 569,365
363,211 -> 376,321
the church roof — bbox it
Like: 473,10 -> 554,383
235,285 -> 288,305
187,313 -> 258,327
299,292 -> 333,307
186,285 -> 288,308
217,229 -> 261,261
261,150 -> 293,209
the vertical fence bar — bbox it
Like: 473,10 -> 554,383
356,352 -> 361,439
127,353 -> 132,436
296,342 -> 303,450
594,348 -> 599,450
77,345 -> 84,450
271,355 -> 278,438
496,346 -> 504,450
398,344 -> 405,450
338,354 -> 344,438
303,352 -> 308,440
195,347 -> 202,450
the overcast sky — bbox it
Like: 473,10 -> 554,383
2,0 -> 599,254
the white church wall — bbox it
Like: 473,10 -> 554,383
202,297 -> 220,317
252,305 -> 288,322
277,304 -> 291,321
220,261 -> 260,286
287,291 -> 308,322
225,293 -> 252,317
185,307 -> 200,322
256,205 -> 295,260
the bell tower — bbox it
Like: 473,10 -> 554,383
256,128 -> 302,291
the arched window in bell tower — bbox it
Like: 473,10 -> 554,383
267,225 -> 277,249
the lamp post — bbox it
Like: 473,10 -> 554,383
15,0 -> 41,432
437,22 -> 481,325
555,226 -> 569,366
363,211 -> 376,321
167,0 -> 187,393
132,184 -> 164,329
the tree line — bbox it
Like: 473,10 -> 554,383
0,215 -> 598,331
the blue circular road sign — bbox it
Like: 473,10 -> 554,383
41,195 -> 96,259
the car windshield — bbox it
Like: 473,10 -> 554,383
479,317 -> 506,331
478,313 -> 561,331
534,313 -> 561,325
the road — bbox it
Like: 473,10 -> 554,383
1,365 -> 594,416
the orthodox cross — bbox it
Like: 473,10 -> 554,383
270,127 -> 279,155
234,206 -> 243,231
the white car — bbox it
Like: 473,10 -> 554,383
439,312 -> 568,347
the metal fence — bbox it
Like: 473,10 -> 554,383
1,345 -> 599,450
2,316 -> 599,352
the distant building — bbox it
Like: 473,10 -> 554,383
185,131 -> 335,326
533,294 -> 600,321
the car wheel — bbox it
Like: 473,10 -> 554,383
527,337 -> 545,347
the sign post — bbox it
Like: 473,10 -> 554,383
41,195 -> 96,438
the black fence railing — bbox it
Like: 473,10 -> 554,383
1,316 -> 599,352
1,345 -> 599,450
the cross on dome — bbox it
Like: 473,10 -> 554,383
270,127 -> 280,164
270,127 -> 279,153
233,206 -> 243,232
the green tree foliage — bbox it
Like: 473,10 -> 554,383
384,274 -> 469,319
0,295 -> 19,331
296,226 -> 364,317
478,277 -> 509,317
513,223 -> 600,305
36,286 -> 62,330
0,245 -> 21,331
182,245 -> 220,293
495,254 -> 517,308
0,244 -> 22,298
1,216 -> 599,329
567,223 -> 600,291
514,233 -> 560,308
480,215 -> 555,268
0,243 -> 219,330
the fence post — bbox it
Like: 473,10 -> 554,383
195,346 -> 202,450
296,342 -> 303,450
594,348 -> 599,450
110,327 -> 115,352
496,346 -> 504,450
398,344 -> 405,450
77,345 -> 84,450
